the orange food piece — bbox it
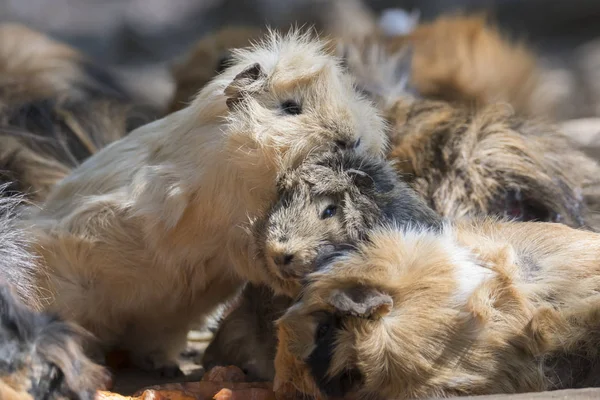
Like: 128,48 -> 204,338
98,366 -> 277,400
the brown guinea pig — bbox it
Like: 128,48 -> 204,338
275,219 -> 600,399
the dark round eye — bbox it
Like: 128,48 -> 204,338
320,205 -> 337,219
316,321 -> 331,341
281,100 -> 302,115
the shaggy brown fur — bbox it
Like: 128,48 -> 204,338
380,14 -> 549,118
341,39 -> 600,229
274,219 -> 600,399
0,23 -> 137,203
387,99 -> 599,228
23,29 -> 387,374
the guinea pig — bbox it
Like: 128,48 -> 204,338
0,23 -> 138,204
251,150 -> 441,298
0,284 -> 108,400
341,38 -> 600,229
0,189 -> 107,400
24,28 -> 388,375
380,14 -> 550,119
274,218 -> 600,399
201,149 -> 441,380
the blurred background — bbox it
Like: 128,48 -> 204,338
2,0 -> 599,113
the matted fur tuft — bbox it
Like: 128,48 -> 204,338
275,219 -> 600,399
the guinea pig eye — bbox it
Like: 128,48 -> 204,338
321,205 -> 337,219
281,100 -> 302,115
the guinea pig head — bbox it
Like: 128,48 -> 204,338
217,29 -> 388,174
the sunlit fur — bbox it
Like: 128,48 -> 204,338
275,219 -> 600,399
342,38 -> 600,229
0,23 -> 134,203
22,29 -> 388,372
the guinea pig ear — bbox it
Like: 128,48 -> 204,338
225,62 -> 266,110
327,285 -> 393,319
347,169 -> 375,191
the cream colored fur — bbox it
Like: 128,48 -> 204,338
23,29 -> 388,371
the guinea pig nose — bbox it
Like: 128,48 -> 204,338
274,253 -> 294,266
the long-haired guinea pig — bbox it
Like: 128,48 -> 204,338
0,284 -> 108,400
379,13 -> 551,118
341,39 -> 600,229
26,29 -> 388,374
250,150 -> 441,298
0,190 -> 107,400
201,150 -> 441,379
274,219 -> 600,399
0,23 -> 140,203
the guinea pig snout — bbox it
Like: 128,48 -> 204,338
266,241 -> 302,278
